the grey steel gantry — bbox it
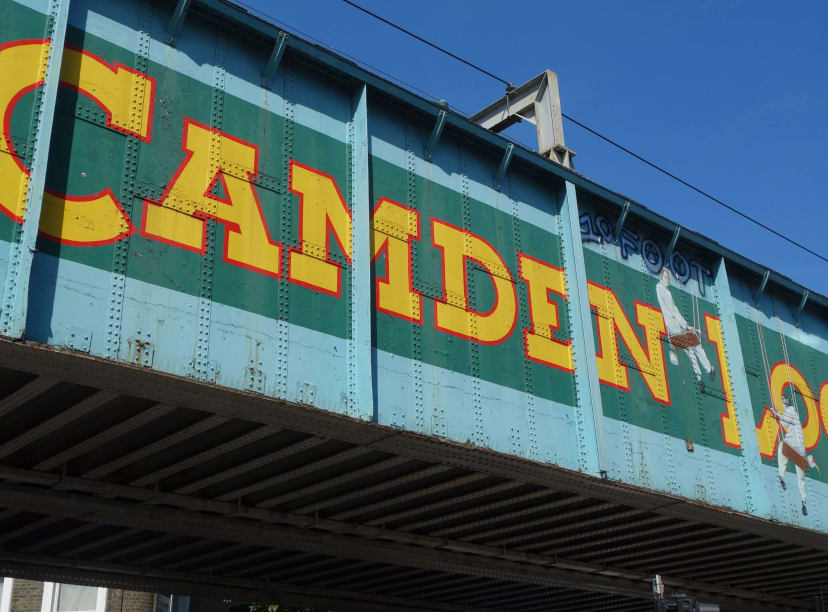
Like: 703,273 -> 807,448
471,70 -> 576,169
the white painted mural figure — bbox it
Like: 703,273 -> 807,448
656,268 -> 715,390
771,394 -> 819,516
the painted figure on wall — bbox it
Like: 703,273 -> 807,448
771,394 -> 819,516
656,268 -> 715,390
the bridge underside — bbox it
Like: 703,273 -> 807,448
0,339 -> 823,612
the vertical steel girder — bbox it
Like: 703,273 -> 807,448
614,201 -> 631,243
795,290 -> 809,326
166,0 -> 192,45
262,31 -> 289,87
558,181 -> 605,476
754,269 -> 770,306
493,143 -> 515,191
349,84 -> 374,421
712,257 -> 770,518
424,109 -> 447,161
664,225 -> 681,267
0,0 -> 70,338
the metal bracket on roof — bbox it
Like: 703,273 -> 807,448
166,0 -> 192,45
664,225 -> 681,267
262,31 -> 289,88
470,70 -> 575,169
795,290 -> 809,327
424,108 -> 447,162
754,269 -> 770,306
614,201 -> 631,244
493,143 -> 515,192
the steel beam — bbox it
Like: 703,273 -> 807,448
366,570 -> 443,595
0,0 -> 69,339
390,575 -> 483,599
327,567 -> 428,592
693,550 -> 827,583
493,143 -> 514,192
165,0 -> 192,45
173,436 -> 327,495
601,531 -> 747,565
795,289 -> 810,326
396,485 -> 544,532
614,201 -> 631,243
137,536 -> 236,572
229,552 -> 318,579
194,547 -> 276,574
717,559 -> 828,591
712,257 -> 770,517
0,516 -> 59,545
531,516 -> 673,555
546,520 -> 700,557
83,414 -> 228,479
474,585 -> 572,610
94,533 -> 177,562
258,455 -> 409,509
424,109 -> 447,161
470,70 -> 574,167
325,468 -> 474,521
264,557 -> 344,581
754,269 -> 771,306
442,579 -> 541,604
73,528 -> 140,554
428,493 -> 585,538
461,500 -> 613,545
664,225 -> 681,268
653,539 -> 795,573
2,336 -> 828,558
261,31 -> 288,87
349,83 -> 375,422
20,523 -> 99,553
639,540 -> 789,574
0,377 -> 60,419
496,507 -> 641,550
0,475 -> 807,610
214,446 -> 369,502
0,390 -> 117,460
287,559 -> 374,585
34,403 -> 174,471
131,538 -> 207,565
558,180 -> 605,476
0,482 -> 657,599
130,425 -> 277,487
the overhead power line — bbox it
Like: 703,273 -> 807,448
341,0 -> 514,89
340,0 -> 828,265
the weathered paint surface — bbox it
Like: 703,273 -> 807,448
1,0 -> 827,531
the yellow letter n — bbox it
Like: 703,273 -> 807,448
588,281 -> 670,405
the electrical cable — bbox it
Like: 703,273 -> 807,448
340,0 -> 828,264
560,115 -> 828,263
232,0 -> 473,116
341,0 -> 514,89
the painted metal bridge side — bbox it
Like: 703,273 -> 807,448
0,0 -> 827,609
0,0 -> 826,531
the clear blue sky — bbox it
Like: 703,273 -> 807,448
244,0 -> 828,296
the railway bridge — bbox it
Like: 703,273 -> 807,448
0,0 -> 826,610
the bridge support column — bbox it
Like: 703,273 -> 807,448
712,256 -> 770,518
0,0 -> 70,338
558,180 -> 605,476
348,84 -> 375,421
